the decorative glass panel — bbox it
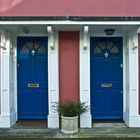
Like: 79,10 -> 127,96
94,46 -> 102,53
21,46 -> 29,53
20,41 -> 46,55
26,42 -> 33,49
107,42 -> 113,49
38,46 -> 46,53
94,41 -> 119,55
34,41 -> 41,49
110,46 -> 119,53
99,41 -> 105,49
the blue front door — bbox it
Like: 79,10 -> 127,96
17,37 -> 48,119
90,37 -> 123,119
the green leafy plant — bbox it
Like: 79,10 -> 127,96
53,100 -> 88,117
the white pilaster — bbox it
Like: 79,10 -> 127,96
47,26 -> 59,128
125,29 -> 140,127
123,34 -> 130,124
9,32 -> 17,126
80,26 -> 92,128
0,30 -> 11,127
122,35 -> 127,122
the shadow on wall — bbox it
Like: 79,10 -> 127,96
0,0 -> 22,12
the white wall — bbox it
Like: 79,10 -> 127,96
0,28 -> 17,127
80,26 -> 92,128
47,29 -> 59,128
9,31 -> 17,125
125,29 -> 140,127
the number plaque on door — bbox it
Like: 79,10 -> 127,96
28,83 -> 39,88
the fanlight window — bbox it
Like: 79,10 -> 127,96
38,47 -> 46,53
94,46 -> 102,54
94,41 -> 119,54
26,42 -> 33,50
21,46 -> 29,53
110,47 -> 118,53
21,41 -> 46,54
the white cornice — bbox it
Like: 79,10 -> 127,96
0,21 -> 140,25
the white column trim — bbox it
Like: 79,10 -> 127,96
122,34 -> 127,122
124,29 -> 140,127
0,30 -> 11,127
137,26 -> 140,34
13,33 -> 18,122
47,26 -> 59,128
80,26 -> 92,128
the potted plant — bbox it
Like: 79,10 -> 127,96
53,100 -> 88,134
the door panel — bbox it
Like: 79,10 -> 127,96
17,37 -> 48,119
35,59 -> 47,81
20,59 -> 34,81
90,37 -> 123,119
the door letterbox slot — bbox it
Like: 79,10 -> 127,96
28,83 -> 39,88
101,83 -> 112,88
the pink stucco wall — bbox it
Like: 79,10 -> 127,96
138,33 -> 140,114
0,0 -> 140,16
59,32 -> 79,103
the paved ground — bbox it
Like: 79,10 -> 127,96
0,122 -> 140,139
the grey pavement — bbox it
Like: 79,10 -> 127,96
0,123 -> 140,139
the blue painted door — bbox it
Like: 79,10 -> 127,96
90,37 -> 123,119
17,37 -> 48,119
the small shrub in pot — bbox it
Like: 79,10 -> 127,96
53,100 -> 88,134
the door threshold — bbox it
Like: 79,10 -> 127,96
13,120 -> 47,129
92,119 -> 123,123
92,120 -> 126,128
